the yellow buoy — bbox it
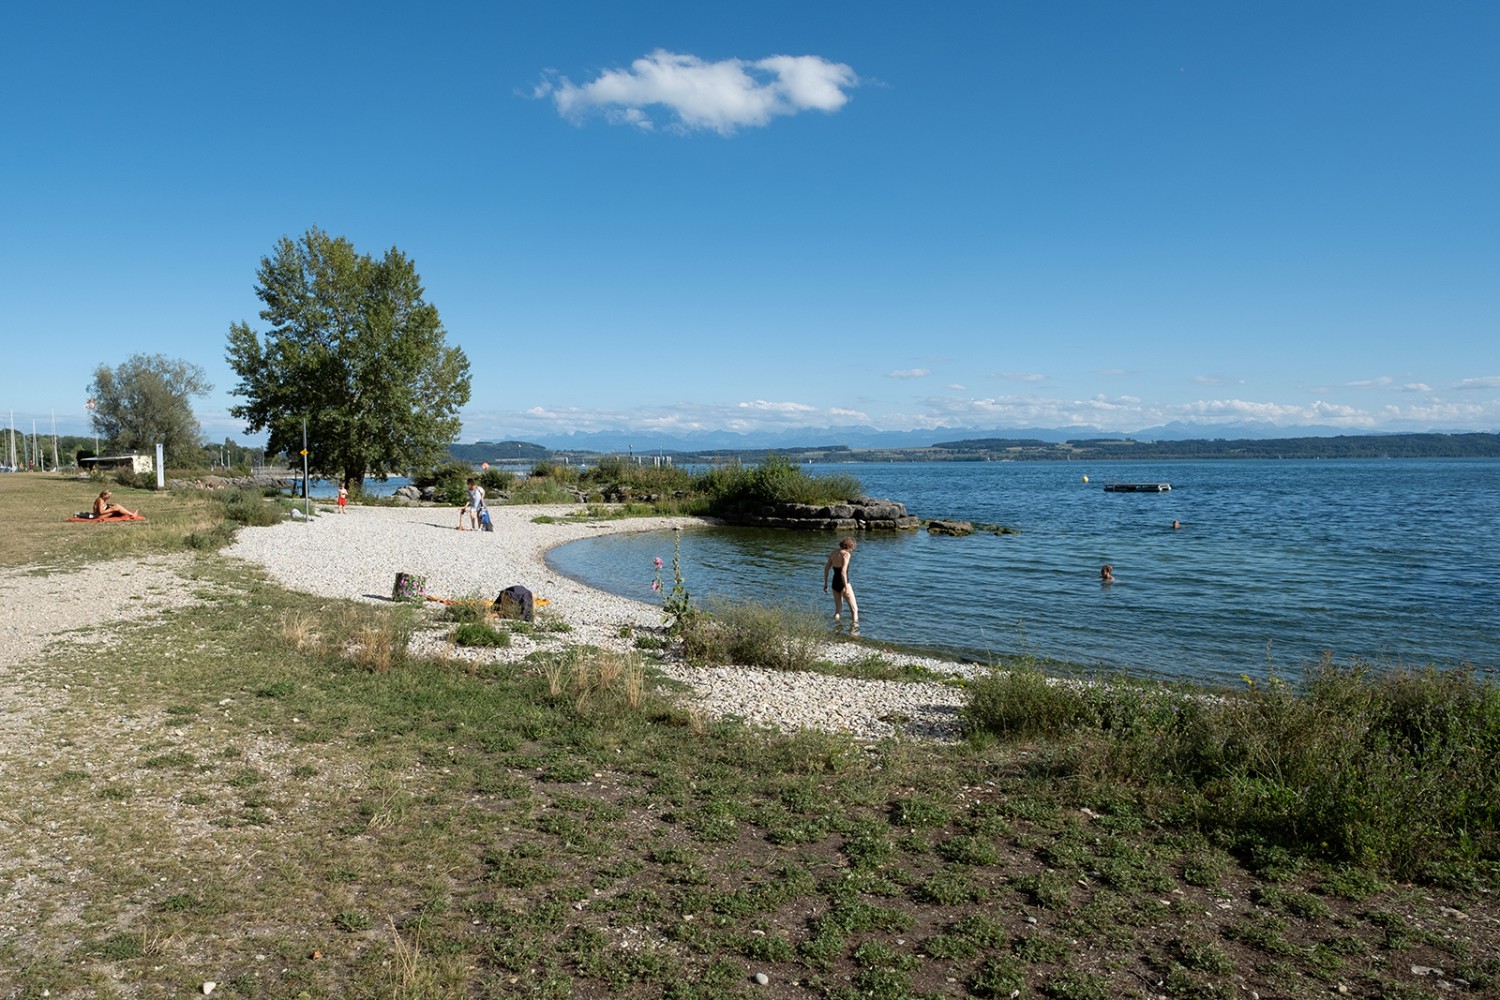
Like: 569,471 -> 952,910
1081,475 -> 1089,483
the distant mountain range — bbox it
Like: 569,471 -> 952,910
464,423 -> 1497,454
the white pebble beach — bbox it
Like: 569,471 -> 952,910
223,502 -> 972,741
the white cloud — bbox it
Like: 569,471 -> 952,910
737,399 -> 816,413
990,371 -> 1045,383
540,50 -> 858,135
469,388 -> 1500,442
1453,376 -> 1500,390
945,384 -> 967,392
1345,377 -> 1394,389
887,368 -> 931,380
1399,383 -> 1433,393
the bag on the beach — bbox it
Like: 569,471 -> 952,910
392,572 -> 427,604
494,585 -> 534,622
480,507 -> 493,532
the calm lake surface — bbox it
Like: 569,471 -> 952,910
548,459 -> 1500,685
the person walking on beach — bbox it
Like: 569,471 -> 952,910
337,485 -> 348,513
823,537 -> 859,628
460,478 -> 484,530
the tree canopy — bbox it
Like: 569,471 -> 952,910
226,228 -> 471,488
87,353 -> 211,466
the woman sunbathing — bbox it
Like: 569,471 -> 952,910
93,490 -> 141,518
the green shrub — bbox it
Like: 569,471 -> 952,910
218,488 -> 285,527
508,479 -> 576,504
578,456 -> 695,497
479,469 -> 516,493
962,662 -> 1097,740
696,455 -> 864,514
678,600 -> 823,671
414,461 -> 474,505
453,622 -> 510,648
966,659 -> 1500,880
441,597 -> 492,624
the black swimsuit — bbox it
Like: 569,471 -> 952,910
831,568 -> 846,593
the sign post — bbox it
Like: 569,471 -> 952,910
302,419 -> 310,518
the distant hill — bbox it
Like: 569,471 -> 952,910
441,431 -> 1500,465
447,440 -> 550,464
933,433 -> 1500,460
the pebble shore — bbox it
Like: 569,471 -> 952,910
223,503 -> 974,741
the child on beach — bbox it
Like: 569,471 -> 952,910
337,485 -> 348,513
823,537 -> 859,629
460,478 -> 485,530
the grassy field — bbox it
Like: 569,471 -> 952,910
1,472 -> 1496,999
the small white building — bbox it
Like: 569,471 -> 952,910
81,452 -> 154,475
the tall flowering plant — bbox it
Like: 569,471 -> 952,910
652,528 -> 696,635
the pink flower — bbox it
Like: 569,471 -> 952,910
654,557 -> 663,569
652,580 -> 662,591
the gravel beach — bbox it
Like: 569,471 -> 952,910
223,503 -> 970,741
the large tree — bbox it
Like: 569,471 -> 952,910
87,354 -> 211,467
226,228 -> 471,489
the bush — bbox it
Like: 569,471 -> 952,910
414,461 -> 474,506
695,455 -> 864,514
453,622 -> 511,648
578,456 -> 694,497
479,469 -> 515,493
964,659 -> 1500,880
963,661 -> 1098,740
678,600 -> 824,671
508,479 -> 576,504
218,489 -> 285,527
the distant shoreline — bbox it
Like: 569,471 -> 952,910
448,432 -> 1500,466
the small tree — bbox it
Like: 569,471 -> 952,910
226,227 -> 471,490
87,354 -> 211,466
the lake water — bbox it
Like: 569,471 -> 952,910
296,476 -> 412,498
547,459 -> 1500,685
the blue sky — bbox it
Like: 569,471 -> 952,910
3,1 -> 1496,447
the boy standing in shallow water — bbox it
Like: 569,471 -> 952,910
823,536 -> 859,628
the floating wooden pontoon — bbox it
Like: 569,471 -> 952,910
1103,482 -> 1172,492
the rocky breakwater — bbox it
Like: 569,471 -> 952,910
719,497 -> 921,531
